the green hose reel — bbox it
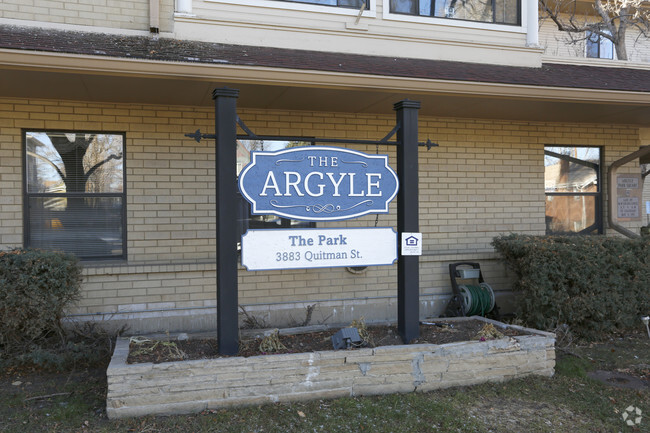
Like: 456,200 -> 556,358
444,262 -> 498,318
458,283 -> 496,317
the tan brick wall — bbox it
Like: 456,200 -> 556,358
0,0 -> 174,33
0,101 -> 22,246
0,97 -> 643,332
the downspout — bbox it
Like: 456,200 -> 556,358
150,0 -> 160,34
607,146 -> 650,238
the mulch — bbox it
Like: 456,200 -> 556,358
127,320 -> 527,364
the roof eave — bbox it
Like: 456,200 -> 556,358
2,49 -> 649,106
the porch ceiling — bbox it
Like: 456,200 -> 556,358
1,23 -> 649,126
1,66 -> 649,126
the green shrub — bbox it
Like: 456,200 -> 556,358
492,234 -> 650,340
0,248 -> 83,352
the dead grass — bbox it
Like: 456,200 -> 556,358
1,330 -> 648,432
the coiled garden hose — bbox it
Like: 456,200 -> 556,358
459,283 -> 495,316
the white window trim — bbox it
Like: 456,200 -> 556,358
205,0 -> 377,18
382,0 -> 526,34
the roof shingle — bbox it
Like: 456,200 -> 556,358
1,24 -> 649,93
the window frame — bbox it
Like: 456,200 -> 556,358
586,30 -> 614,59
22,129 -> 127,261
544,146 -> 603,235
274,0 -> 369,10
387,0 -> 521,27
205,0 -> 377,17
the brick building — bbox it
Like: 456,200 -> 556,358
1,0 -> 649,333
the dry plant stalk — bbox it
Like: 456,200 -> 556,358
129,336 -> 187,361
239,305 -> 268,329
474,323 -> 505,341
259,329 -> 286,353
349,317 -> 373,346
301,304 -> 316,327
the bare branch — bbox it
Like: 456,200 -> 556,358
83,153 -> 123,183
539,0 -> 650,60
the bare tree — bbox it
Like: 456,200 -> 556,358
49,134 -> 122,193
45,134 -> 123,236
240,139 -> 265,152
539,0 -> 650,60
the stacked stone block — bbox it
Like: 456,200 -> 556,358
106,319 -> 555,418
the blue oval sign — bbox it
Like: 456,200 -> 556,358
238,146 -> 399,221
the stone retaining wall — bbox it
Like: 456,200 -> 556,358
106,318 -> 555,419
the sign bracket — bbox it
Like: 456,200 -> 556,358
185,115 -> 438,150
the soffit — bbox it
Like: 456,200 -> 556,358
1,66 -> 648,126
0,24 -> 649,125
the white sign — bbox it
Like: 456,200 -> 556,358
401,232 -> 422,256
241,227 -> 397,271
618,197 -> 640,219
617,176 -> 640,189
616,173 -> 642,221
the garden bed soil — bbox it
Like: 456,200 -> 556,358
127,319 -> 527,364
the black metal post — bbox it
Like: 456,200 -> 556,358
213,87 -> 240,355
395,99 -> 420,343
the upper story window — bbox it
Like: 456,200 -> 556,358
24,131 -> 126,260
586,30 -> 614,59
544,146 -> 602,235
204,0 -> 373,14
275,0 -> 367,8
390,0 -> 519,25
